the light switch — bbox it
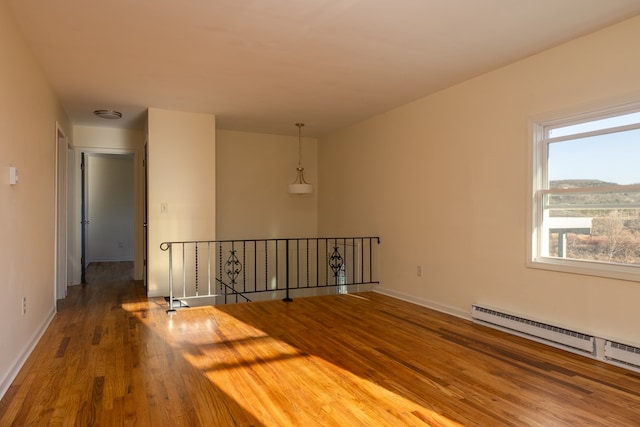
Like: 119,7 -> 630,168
9,167 -> 18,185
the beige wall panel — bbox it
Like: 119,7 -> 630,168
0,1 -> 71,396
147,108 -> 216,297
318,16 -> 640,345
216,129 -> 318,240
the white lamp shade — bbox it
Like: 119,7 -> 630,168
288,183 -> 313,194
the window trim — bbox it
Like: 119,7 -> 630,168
528,100 -> 640,283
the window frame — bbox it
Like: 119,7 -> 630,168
528,101 -> 640,282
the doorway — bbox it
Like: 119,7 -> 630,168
81,153 -> 135,283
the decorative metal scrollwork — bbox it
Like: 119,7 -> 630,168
329,246 -> 344,277
225,250 -> 243,284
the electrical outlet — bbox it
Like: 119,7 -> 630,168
118,241 -> 124,248
417,265 -> 422,277
22,297 -> 26,315
160,202 -> 168,213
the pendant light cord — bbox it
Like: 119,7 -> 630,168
296,123 -> 304,169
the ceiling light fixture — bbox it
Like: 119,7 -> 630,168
288,123 -> 312,195
93,109 -> 122,119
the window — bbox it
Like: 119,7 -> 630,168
530,103 -> 640,281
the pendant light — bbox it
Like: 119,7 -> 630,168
288,123 -> 312,194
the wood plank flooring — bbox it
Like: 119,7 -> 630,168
1,268 -> 639,426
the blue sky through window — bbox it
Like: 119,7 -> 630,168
547,114 -> 640,185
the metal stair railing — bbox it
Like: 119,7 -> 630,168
160,237 -> 380,312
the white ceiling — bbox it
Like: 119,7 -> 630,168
6,0 -> 640,136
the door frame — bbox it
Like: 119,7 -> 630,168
74,146 -> 143,284
143,141 -> 148,290
54,122 -> 71,300
80,152 -> 87,283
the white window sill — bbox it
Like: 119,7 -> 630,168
528,257 -> 640,283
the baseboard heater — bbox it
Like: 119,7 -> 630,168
604,340 -> 640,370
471,305 -> 595,355
471,305 -> 640,373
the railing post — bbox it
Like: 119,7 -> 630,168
283,239 -> 293,302
181,243 -> 186,304
167,243 -> 176,314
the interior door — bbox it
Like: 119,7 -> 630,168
80,152 -> 87,284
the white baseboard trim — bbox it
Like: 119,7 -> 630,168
373,286 -> 471,321
0,306 -> 56,400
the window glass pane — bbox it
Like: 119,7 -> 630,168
545,208 -> 640,265
548,128 -> 640,187
549,112 -> 640,138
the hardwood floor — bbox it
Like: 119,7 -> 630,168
1,267 -> 639,426
84,261 -> 135,284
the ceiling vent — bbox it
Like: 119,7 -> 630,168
93,109 -> 122,119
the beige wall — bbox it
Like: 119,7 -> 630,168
147,108 -> 216,297
318,16 -> 640,346
74,125 -> 143,151
0,2 -> 72,396
216,129 -> 318,240
72,126 -> 145,281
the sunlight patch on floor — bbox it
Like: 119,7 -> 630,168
122,300 -> 463,427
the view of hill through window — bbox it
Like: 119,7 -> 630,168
546,182 -> 640,265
